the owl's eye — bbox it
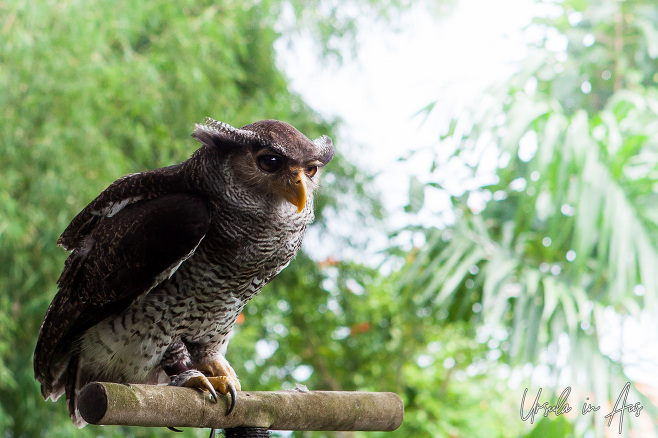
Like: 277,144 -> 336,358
305,166 -> 318,178
257,155 -> 283,173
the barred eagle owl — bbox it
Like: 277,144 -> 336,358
33,118 -> 334,426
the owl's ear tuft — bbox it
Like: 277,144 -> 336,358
313,135 -> 334,166
192,118 -> 265,151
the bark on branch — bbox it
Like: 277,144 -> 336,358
79,382 -> 404,432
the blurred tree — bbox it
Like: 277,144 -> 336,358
404,0 -> 658,436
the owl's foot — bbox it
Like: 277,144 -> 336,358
197,356 -> 241,391
205,376 -> 238,413
169,370 -> 238,414
196,356 -> 241,414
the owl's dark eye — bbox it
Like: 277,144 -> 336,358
305,166 -> 318,178
257,155 -> 283,173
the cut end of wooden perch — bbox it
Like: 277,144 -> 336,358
78,382 -> 108,424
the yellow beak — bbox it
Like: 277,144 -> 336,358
283,173 -> 307,213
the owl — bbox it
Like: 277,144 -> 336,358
33,118 -> 334,426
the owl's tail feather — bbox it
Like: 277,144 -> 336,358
64,353 -> 87,428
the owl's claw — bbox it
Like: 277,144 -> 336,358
227,382 -> 237,414
197,356 -> 241,414
169,370 -> 219,407
205,376 -> 237,414
170,371 -> 238,414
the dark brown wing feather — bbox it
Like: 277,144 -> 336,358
58,163 -> 192,251
34,192 -> 210,396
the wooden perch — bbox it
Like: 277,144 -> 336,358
79,382 -> 404,432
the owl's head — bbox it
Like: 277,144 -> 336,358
192,118 -> 334,213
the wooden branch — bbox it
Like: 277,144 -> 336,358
79,382 -> 404,432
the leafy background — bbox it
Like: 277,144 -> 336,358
1,0 -> 657,437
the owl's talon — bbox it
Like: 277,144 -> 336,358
170,370 -> 219,402
205,376 -> 238,414
227,382 -> 237,414
171,371 -> 238,414
196,356 -> 240,414
207,384 -> 219,403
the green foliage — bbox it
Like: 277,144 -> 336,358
524,417 -> 574,438
403,0 -> 658,436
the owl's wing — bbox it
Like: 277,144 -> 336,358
57,163 -> 193,251
34,190 -> 211,398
